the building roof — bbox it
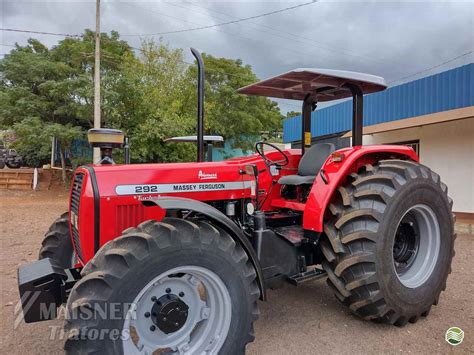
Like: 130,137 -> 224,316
238,68 -> 386,101
283,63 -> 474,143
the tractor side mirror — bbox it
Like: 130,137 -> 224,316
88,128 -> 125,164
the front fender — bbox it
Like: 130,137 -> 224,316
142,196 -> 266,300
303,145 -> 419,232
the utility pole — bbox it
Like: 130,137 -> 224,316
93,0 -> 101,163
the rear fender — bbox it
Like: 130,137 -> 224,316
303,145 -> 419,232
142,196 -> 266,300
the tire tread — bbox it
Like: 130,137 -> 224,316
321,159 -> 455,326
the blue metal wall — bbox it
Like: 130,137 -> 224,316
283,63 -> 474,143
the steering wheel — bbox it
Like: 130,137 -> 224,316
255,141 -> 289,167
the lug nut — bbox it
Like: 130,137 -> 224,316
179,292 -> 185,297
165,288 -> 171,293
144,312 -> 150,318
150,325 -> 156,331
163,317 -> 167,322
151,296 -> 157,302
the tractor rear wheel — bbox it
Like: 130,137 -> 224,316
321,160 -> 455,326
39,212 -> 75,268
64,218 -> 260,354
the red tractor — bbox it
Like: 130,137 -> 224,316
18,49 -> 455,354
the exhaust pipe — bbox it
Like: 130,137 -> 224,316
191,48 -> 205,162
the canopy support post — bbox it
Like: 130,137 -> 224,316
344,83 -> 364,147
301,94 -> 317,155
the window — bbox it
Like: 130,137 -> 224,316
389,139 -> 420,155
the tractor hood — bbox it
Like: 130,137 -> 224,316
87,150 -> 301,199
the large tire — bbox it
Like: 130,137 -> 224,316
0,160 -> 5,169
321,159 -> 455,326
5,160 -> 21,169
64,217 -> 260,354
39,212 -> 75,268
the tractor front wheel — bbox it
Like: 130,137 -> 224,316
321,160 -> 455,326
39,212 -> 75,268
64,218 -> 260,354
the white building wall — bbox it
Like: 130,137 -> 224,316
362,117 -> 474,213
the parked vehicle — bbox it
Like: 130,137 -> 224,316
0,147 -> 23,169
18,49 -> 455,354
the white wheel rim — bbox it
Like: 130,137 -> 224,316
122,265 -> 232,354
393,204 -> 441,288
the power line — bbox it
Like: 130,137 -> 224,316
122,1 -> 317,37
178,1 -> 389,66
131,45 -> 257,80
388,50 -> 473,85
0,28 -> 81,38
121,2 -> 359,73
3,30 -> 471,111
131,45 -> 473,110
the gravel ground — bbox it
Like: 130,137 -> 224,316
1,190 -> 473,354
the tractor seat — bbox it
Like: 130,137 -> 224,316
278,143 -> 335,186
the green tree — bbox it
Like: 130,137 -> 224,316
1,34 -> 283,171
285,110 -> 301,118
184,53 -> 283,152
0,32 -> 133,180
107,42 -> 283,162
13,118 -> 82,172
105,40 -> 195,163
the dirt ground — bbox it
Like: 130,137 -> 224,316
1,190 -> 473,354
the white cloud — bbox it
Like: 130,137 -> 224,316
1,0 -> 473,113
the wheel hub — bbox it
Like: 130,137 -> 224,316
393,217 -> 419,272
151,294 -> 189,334
123,266 -> 232,354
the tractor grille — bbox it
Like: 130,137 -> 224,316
71,173 -> 84,214
70,173 -> 84,260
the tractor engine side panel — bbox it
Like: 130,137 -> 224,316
303,145 -> 419,233
70,151 -> 302,266
95,162 -> 254,253
68,161 -> 244,265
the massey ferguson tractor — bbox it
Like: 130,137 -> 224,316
18,49 -> 455,354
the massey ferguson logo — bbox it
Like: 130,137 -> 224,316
198,170 -> 218,180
